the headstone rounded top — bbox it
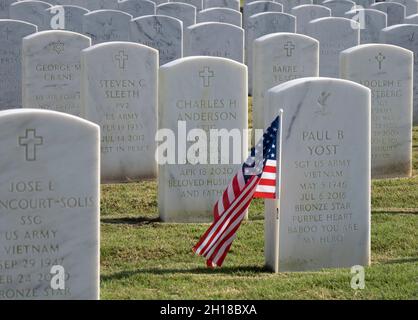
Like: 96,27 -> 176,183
340,42 -> 413,56
381,23 -> 418,32
345,8 -> 387,16
23,29 -> 91,42
187,21 -> 243,31
47,5 -> 90,13
292,4 -> 331,10
157,2 -> 197,9
322,0 -> 355,4
0,108 -> 99,131
160,55 -> 246,70
199,7 -> 239,14
309,16 -> 357,24
132,13 -> 183,25
0,18 -> 38,29
254,31 -> 319,45
83,40 -> 159,55
10,0 -> 52,7
250,11 -> 295,19
268,76 -> 370,95
84,9 -> 133,18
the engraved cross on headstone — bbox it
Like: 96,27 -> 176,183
2,27 -> 12,40
18,129 -> 43,161
284,41 -> 295,57
153,21 -> 163,34
375,52 -> 385,70
115,50 -> 128,69
199,66 -> 214,87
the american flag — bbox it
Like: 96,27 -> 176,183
193,115 -> 281,267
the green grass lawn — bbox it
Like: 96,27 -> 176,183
100,127 -> 418,300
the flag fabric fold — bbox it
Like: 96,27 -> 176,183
193,115 -> 281,268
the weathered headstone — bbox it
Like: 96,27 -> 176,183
45,5 -> 89,33
322,0 -> 355,17
277,0 -> 313,13
0,19 -> 37,110
264,77 -> 371,272
345,8 -> 387,44
197,7 -> 242,27
158,56 -> 247,222
404,13 -> 418,22
340,43 -> 413,178
246,12 -> 296,94
0,108 -> 99,299
252,33 -> 319,132
81,42 -> 158,182
371,2 -> 405,26
130,15 -> 183,65
10,0 -> 52,30
22,30 -> 91,116
156,2 -> 196,31
390,0 -> 418,16
184,22 -> 244,62
305,17 -> 359,77
204,0 -> 240,11
291,4 -> 331,34
380,24 -> 418,124
117,0 -> 156,17
82,9 -> 132,45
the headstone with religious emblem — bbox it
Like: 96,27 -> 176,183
130,15 -> 183,65
82,9 -> 132,45
246,12 -> 296,94
322,0 -> 355,17
197,8 -> 242,27
291,4 -> 331,34
45,5 -> 89,34
156,2 -> 196,32
380,24 -> 418,124
81,42 -> 158,182
344,8 -> 387,44
184,22 -> 244,62
117,0 -> 156,18
340,44 -> 413,178
0,108 -> 99,299
158,56 -> 248,222
264,77 -> 371,272
305,17 -> 359,77
22,30 -> 91,116
252,33 -> 319,132
204,0 -> 240,11
0,20 -> 37,110
10,0 -> 52,31
371,2 -> 405,26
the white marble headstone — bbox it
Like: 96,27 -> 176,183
291,4 -> 331,34
322,0 -> 355,17
10,0 -> 52,30
184,22 -> 244,62
345,8 -> 387,44
81,42 -> 158,182
117,0 -> 156,17
277,0 -> 313,13
197,7 -> 242,27
246,12 -> 296,94
175,0 -> 203,11
0,0 -> 14,18
204,0 -> 240,11
0,108 -> 99,299
22,30 -> 91,116
264,77 -> 371,272
252,33 -> 319,132
130,14 -> 183,65
404,12 -> 418,22
0,19 -> 37,110
371,2 -> 405,26
340,43 -> 413,178
305,17 -> 359,77
390,0 -> 418,16
82,9 -> 132,45
243,1 -> 283,32
46,5 -> 89,34
380,24 -> 418,124
156,2 -> 196,31
158,56 -> 248,222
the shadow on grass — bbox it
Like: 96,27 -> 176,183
101,216 -> 160,226
372,209 -> 418,215
381,257 -> 418,265
101,265 -> 267,281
